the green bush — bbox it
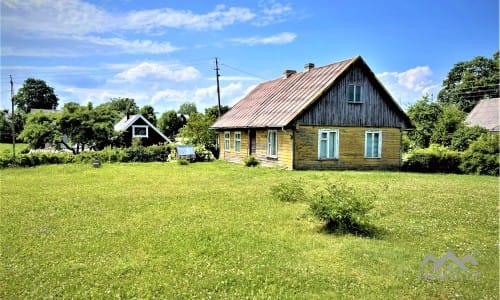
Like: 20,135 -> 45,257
460,134 -> 499,176
194,145 -> 213,161
244,156 -> 259,167
402,144 -> 462,173
270,179 -> 306,202
310,182 -> 375,234
177,158 -> 189,165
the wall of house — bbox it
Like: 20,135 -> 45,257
123,118 -> 167,147
294,125 -> 401,170
219,129 -> 293,169
296,64 -> 405,128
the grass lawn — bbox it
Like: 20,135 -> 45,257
0,143 -> 28,156
0,161 -> 498,299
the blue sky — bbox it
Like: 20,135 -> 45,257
1,0 -> 498,114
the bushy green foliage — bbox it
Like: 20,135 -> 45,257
244,156 -> 259,167
177,158 -> 189,165
270,179 -> 306,202
450,125 -> 488,151
402,144 -> 462,173
310,182 -> 375,234
194,145 -> 213,161
460,134 -> 499,176
0,144 -> 174,168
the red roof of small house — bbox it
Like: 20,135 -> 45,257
466,98 -> 500,132
211,56 -> 411,129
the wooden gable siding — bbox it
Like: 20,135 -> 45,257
294,125 -> 401,170
296,65 -> 404,128
123,118 -> 166,147
220,129 -> 293,169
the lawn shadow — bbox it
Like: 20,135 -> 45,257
318,222 -> 387,239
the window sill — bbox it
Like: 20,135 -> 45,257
365,157 -> 381,159
266,156 -> 278,160
317,158 -> 338,161
347,101 -> 363,104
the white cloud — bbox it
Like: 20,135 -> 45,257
114,62 -> 201,82
254,0 -> 293,26
377,66 -> 441,108
230,32 -> 296,46
125,5 -> 255,31
82,36 -> 179,54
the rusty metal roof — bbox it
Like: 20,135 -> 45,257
466,98 -> 500,132
212,57 -> 357,129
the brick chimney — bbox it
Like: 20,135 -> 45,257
304,63 -> 314,72
283,69 -> 297,79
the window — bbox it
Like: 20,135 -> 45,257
234,132 -> 241,153
267,130 -> 278,158
224,131 -> 230,151
132,125 -> 148,138
365,131 -> 382,158
318,129 -> 339,159
348,84 -> 362,102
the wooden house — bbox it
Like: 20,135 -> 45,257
114,114 -> 171,147
211,56 -> 413,170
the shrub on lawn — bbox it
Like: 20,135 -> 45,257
310,181 -> 375,235
177,158 -> 189,165
244,156 -> 259,167
460,133 -> 499,176
271,179 -> 307,202
402,144 -> 461,173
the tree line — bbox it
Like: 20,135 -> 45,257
1,51 -> 498,164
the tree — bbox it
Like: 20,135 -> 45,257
205,104 -> 230,119
0,110 -> 12,143
157,110 -> 185,139
18,111 -> 60,149
101,97 -> 139,118
450,125 -> 488,151
430,104 -> 466,147
178,113 -> 216,145
178,102 -> 197,115
438,51 -> 499,112
406,95 -> 442,148
14,78 -> 59,113
140,105 -> 157,126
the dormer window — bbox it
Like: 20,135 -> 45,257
348,84 -> 362,102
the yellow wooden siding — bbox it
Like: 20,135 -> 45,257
220,130 -> 249,163
219,129 -> 293,169
294,125 -> 401,170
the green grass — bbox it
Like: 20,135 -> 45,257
0,143 -> 28,156
1,161 -> 498,299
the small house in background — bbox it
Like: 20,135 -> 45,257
114,114 -> 171,147
211,56 -> 413,170
176,145 -> 196,161
465,98 -> 500,132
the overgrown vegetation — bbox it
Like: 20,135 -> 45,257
270,179 -> 306,202
310,181 -> 375,235
244,155 -> 259,167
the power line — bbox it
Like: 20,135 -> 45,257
219,63 -> 266,80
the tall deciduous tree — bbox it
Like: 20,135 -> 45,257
18,111 -> 60,149
178,102 -> 197,115
14,78 -> 59,113
205,104 -> 230,119
406,95 -> 442,148
179,112 -> 216,145
157,110 -> 185,139
140,105 -> 157,126
430,104 -> 466,146
438,51 -> 499,112
101,98 -> 139,118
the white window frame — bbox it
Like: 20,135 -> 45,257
234,132 -> 241,153
224,131 -> 230,152
267,130 -> 278,158
348,84 -> 362,102
132,125 -> 148,138
365,130 -> 382,158
318,129 -> 339,159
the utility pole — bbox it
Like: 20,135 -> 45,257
215,57 -> 221,118
10,75 -> 15,158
